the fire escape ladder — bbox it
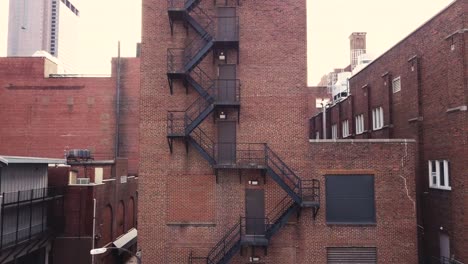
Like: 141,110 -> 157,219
187,127 -> 216,165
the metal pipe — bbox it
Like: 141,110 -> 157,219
115,41 -> 122,159
91,198 -> 97,264
322,103 -> 327,139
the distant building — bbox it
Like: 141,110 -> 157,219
7,0 -> 80,73
349,32 -> 366,71
310,1 -> 467,262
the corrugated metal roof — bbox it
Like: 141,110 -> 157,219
0,156 -> 66,165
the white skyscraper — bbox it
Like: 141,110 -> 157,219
7,0 -> 80,73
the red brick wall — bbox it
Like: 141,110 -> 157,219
0,57 -> 140,175
316,1 -> 467,261
140,0 -> 418,263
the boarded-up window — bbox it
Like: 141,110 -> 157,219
326,175 -> 375,224
327,247 -> 377,263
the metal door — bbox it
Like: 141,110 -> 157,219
217,64 -> 236,103
245,189 -> 265,235
217,7 -> 236,41
439,233 -> 450,260
217,121 -> 236,165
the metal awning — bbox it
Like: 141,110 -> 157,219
112,228 -> 137,249
0,157 -> 8,167
0,155 -> 66,165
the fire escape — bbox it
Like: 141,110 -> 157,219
165,1 -> 320,263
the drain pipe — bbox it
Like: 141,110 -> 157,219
115,41 -> 122,159
322,102 -> 327,139
91,198 -> 97,264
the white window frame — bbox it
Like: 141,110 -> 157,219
428,160 -> 451,190
342,120 -> 349,138
392,76 -> 401,93
372,107 -> 384,130
331,124 -> 338,139
355,114 -> 364,134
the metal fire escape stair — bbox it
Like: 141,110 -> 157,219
189,147 -> 321,264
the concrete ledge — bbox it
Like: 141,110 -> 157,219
166,222 -> 216,227
309,139 -> 416,143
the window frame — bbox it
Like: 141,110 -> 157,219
372,107 -> 384,130
355,114 -> 364,134
331,124 -> 338,139
342,119 -> 349,138
428,160 -> 451,190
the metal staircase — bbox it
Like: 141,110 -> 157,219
166,1 -> 319,264
189,189 -> 319,264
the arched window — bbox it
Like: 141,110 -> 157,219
101,205 -> 113,245
126,197 -> 135,229
117,200 -> 125,236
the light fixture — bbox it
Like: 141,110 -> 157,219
219,111 -> 226,119
219,52 -> 225,61
250,256 -> 260,262
248,180 -> 259,186
90,247 -> 141,264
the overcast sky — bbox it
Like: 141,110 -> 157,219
0,0 -> 454,83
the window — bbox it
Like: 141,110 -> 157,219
331,124 -> 338,139
392,76 -> 401,93
428,160 -> 451,190
342,120 -> 349,138
372,107 -> 384,130
355,114 -> 364,134
326,175 -> 375,224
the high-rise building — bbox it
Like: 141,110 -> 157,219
349,32 -> 366,70
7,0 -> 80,73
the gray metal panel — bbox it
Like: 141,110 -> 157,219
0,164 -> 48,194
327,247 -> 377,263
0,156 -> 66,164
326,175 -> 375,224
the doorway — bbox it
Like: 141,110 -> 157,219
245,189 -> 266,236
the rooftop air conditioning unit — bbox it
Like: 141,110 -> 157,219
76,178 -> 90,185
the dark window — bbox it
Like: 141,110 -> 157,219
439,161 -> 445,186
326,175 -> 375,224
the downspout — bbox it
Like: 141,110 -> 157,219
115,42 -> 122,159
322,104 -> 327,139
91,198 -> 97,264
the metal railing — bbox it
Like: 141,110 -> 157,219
205,221 -> 241,264
167,111 -> 186,136
167,0 -> 186,9
214,143 -> 266,167
1,187 -> 64,206
301,179 -> 320,204
190,127 -> 216,160
0,187 -> 64,251
430,256 -> 464,264
265,145 -> 302,196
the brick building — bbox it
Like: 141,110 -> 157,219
140,0 -> 418,263
310,1 -> 467,262
0,55 -> 140,263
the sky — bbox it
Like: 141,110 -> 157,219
0,0 -> 455,82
